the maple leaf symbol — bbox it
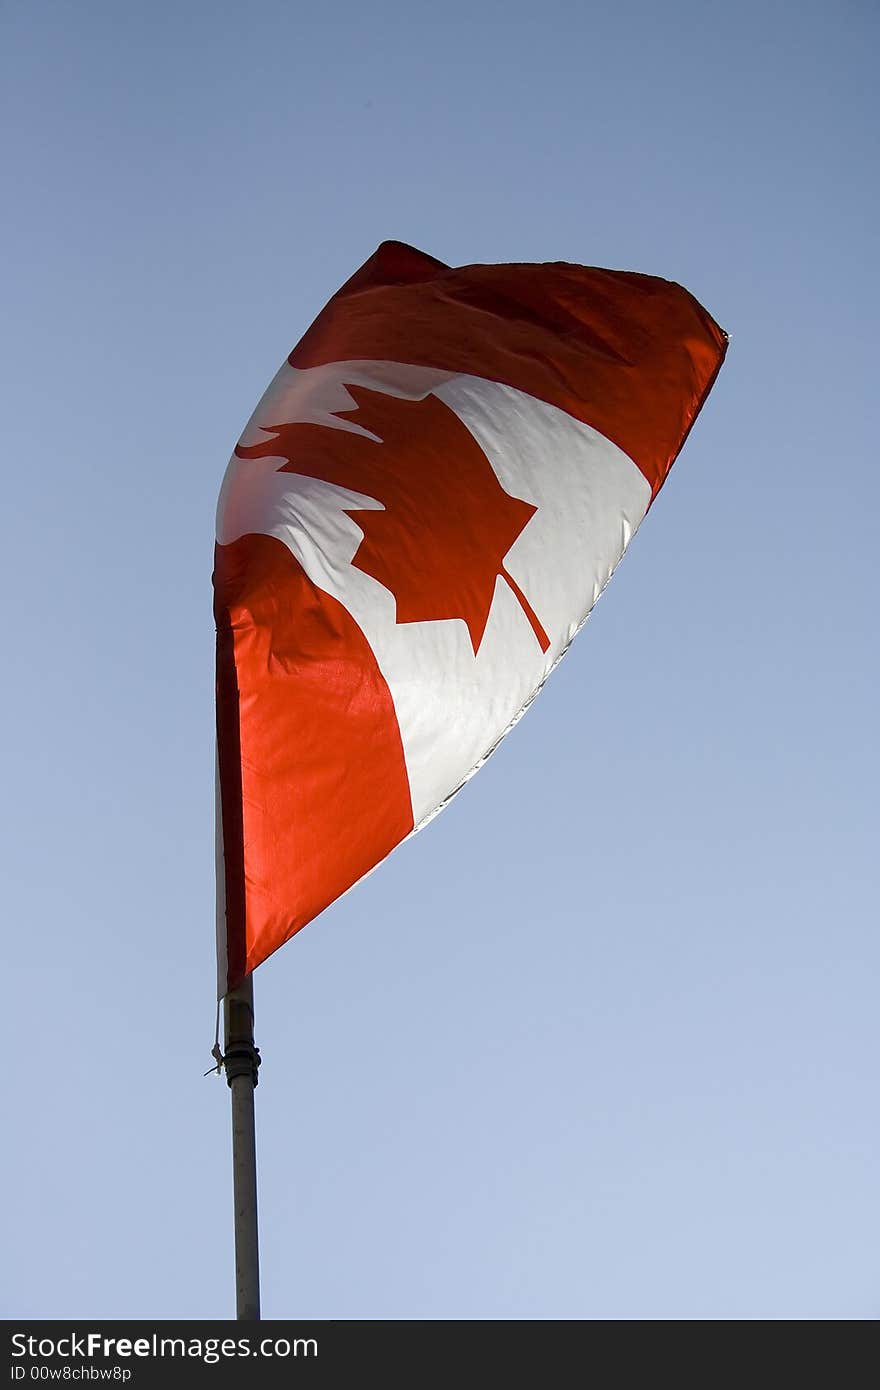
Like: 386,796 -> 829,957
236,385 -> 550,656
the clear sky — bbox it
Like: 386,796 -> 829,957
3,0 -> 877,1320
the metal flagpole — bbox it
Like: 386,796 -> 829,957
223,973 -> 261,1319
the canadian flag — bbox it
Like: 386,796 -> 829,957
215,241 -> 726,993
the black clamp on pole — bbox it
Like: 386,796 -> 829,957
223,987 -> 261,1088
223,1039 -> 261,1088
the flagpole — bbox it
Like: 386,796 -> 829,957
223,973 -> 261,1319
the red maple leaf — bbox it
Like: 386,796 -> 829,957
236,385 -> 549,656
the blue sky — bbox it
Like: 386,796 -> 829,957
3,0 -> 877,1319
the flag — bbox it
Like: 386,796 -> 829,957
214,240 -> 726,993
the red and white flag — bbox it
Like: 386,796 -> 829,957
214,241 -> 726,993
